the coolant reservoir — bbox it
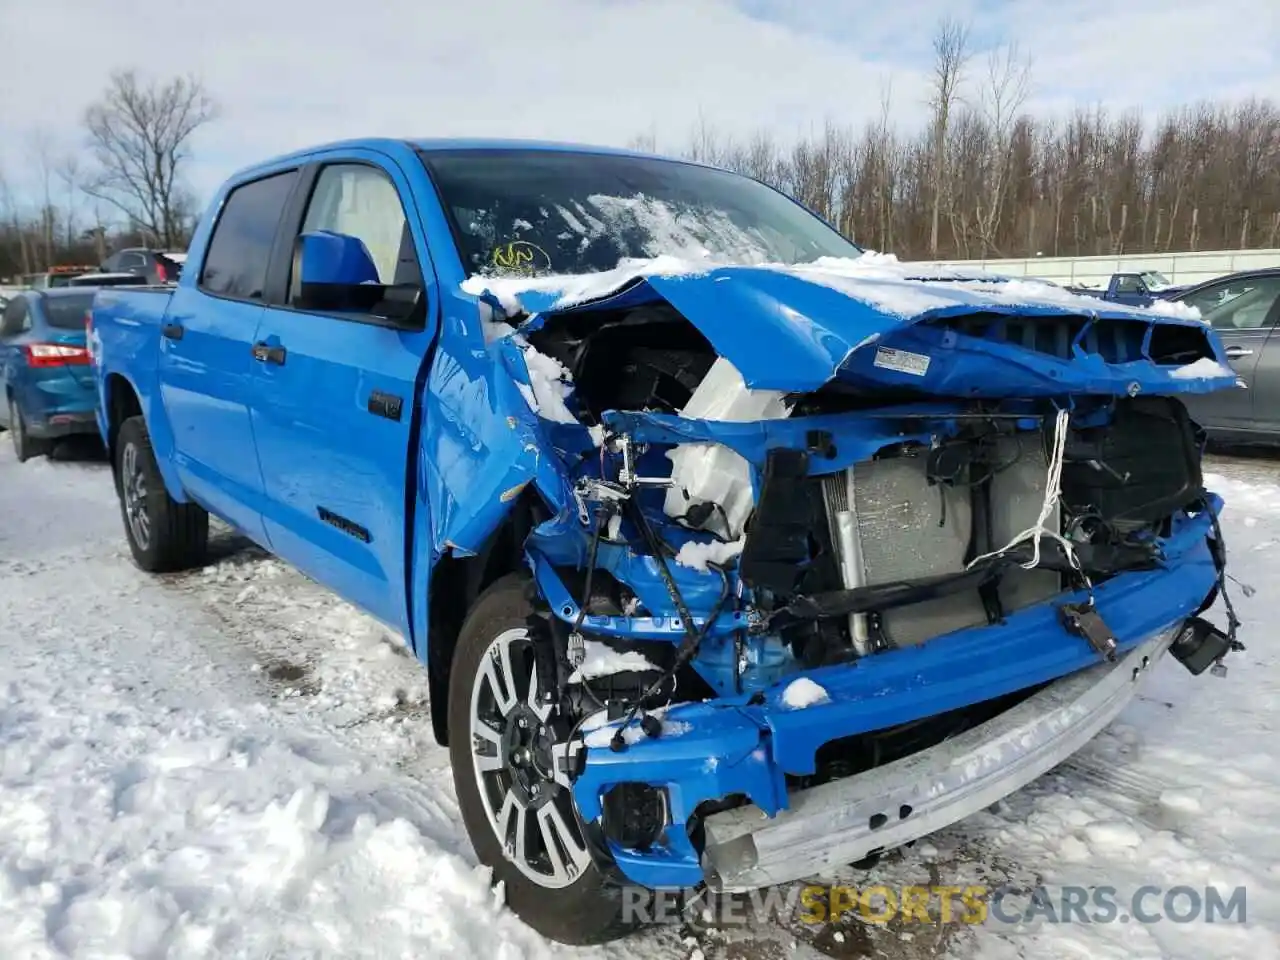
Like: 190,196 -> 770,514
663,358 -> 791,539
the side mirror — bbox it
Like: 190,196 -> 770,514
292,231 -> 423,327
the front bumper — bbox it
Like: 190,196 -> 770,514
701,629 -> 1172,890
571,501 -> 1221,890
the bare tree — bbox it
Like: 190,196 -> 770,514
82,70 -> 218,249
971,43 -> 1033,255
55,155 -> 82,252
28,130 -> 60,267
927,17 -> 972,258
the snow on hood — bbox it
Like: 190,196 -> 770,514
463,252 -> 1216,394
462,251 -> 1203,325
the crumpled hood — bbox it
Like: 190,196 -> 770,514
464,254 -> 1235,396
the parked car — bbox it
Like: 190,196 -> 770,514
20,265 -> 100,289
100,247 -> 184,284
89,138 -> 1242,944
1165,268 -> 1280,444
67,272 -> 151,288
1067,270 -> 1190,306
0,288 -> 98,459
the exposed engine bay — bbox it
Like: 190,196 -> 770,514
505,296 -> 1240,730
456,257 -> 1243,887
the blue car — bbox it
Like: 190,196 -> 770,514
0,288 -> 99,461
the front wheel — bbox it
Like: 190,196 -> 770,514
447,574 -> 635,945
114,415 -> 209,572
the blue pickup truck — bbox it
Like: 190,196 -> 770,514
90,138 -> 1244,944
1066,270 -> 1190,306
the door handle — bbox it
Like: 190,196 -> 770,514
161,322 -> 184,340
251,342 -> 286,365
1225,346 -> 1253,359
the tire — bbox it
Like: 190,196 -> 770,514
448,574 -> 635,945
114,415 -> 209,572
9,397 -> 50,463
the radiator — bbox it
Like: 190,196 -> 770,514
821,438 -> 1062,652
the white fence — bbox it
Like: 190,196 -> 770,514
927,248 -> 1280,288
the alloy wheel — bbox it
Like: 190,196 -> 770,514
469,626 -> 593,889
121,441 -> 151,551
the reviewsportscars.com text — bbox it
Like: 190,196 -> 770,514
621,883 -> 1248,927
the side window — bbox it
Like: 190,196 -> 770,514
1115,275 -> 1142,294
0,298 -> 29,338
1194,278 -> 1280,330
200,170 -> 298,300
296,164 -> 419,294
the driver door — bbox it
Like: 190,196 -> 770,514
249,152 -> 440,634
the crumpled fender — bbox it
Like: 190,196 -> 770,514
418,303 -> 575,562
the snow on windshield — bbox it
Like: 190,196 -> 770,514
424,149 -> 861,278
570,192 -> 784,265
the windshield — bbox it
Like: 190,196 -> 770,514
43,294 -> 94,329
421,149 -> 862,278
1140,271 -> 1173,291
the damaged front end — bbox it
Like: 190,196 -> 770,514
461,260 -> 1242,892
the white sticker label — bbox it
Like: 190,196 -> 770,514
873,346 -> 931,377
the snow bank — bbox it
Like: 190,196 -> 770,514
0,453 -> 562,960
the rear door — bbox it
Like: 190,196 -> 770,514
248,151 -> 439,633
1177,275 -> 1280,435
157,169 -> 299,539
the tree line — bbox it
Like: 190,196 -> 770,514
0,70 -> 216,280
635,19 -> 1280,262
4,19 -> 1279,280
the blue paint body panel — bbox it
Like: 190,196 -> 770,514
86,136 -> 1234,894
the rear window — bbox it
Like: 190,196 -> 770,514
43,295 -> 94,329
200,171 -> 298,299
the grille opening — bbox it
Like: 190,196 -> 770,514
926,311 -> 1214,366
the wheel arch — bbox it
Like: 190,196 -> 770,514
102,371 -> 187,499
424,487 -> 549,746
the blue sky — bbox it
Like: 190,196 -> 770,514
0,0 -> 1277,217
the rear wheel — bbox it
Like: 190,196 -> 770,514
9,397 -> 50,463
448,574 -> 635,945
114,415 -> 209,572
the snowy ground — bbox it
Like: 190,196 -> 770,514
1,439 -> 1276,959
